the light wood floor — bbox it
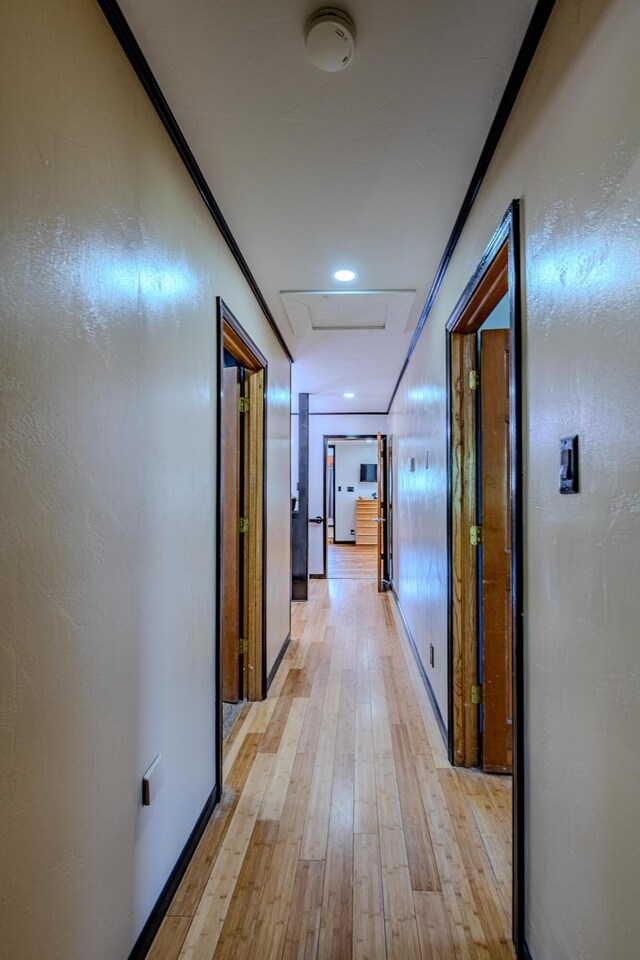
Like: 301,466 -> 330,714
327,543 -> 378,579
149,580 -> 513,960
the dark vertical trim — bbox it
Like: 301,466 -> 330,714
387,0 -> 556,412
386,435 -> 394,586
261,362 -> 269,699
322,437 -> 328,579
381,435 -> 390,584
291,394 -> 309,600
95,0 -> 293,364
445,331 -> 455,763
508,201 -> 526,957
214,303 -> 224,805
288,364 -> 293,634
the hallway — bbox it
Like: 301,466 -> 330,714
149,580 -> 512,960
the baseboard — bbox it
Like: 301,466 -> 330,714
389,582 -> 449,748
309,573 -> 325,579
127,785 -> 219,960
267,632 -> 291,690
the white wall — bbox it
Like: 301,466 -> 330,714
0,2 -> 290,958
389,0 -> 640,956
291,413 -> 388,574
334,441 -> 378,541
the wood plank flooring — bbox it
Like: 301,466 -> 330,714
327,544 -> 378,579
149,580 -> 513,960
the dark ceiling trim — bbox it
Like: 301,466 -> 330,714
386,0 -> 557,413
96,0 -> 294,364
291,411 -> 388,417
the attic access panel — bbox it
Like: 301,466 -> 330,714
280,289 -> 416,336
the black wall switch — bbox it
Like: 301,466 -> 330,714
559,435 -> 579,494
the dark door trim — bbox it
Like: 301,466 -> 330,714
291,394 -> 310,598
321,435 -> 388,578
445,202 -> 525,954
386,435 -> 394,586
215,298 -> 268,796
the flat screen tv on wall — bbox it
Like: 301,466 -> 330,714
360,463 -> 377,483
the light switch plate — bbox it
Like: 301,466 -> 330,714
142,754 -> 163,806
559,435 -> 579,494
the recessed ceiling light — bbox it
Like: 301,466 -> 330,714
334,269 -> 356,282
344,392 -> 355,398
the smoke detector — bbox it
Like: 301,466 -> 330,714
305,9 -> 356,72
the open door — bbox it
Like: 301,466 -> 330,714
221,362 -> 241,702
446,203 -> 523,950
480,328 -> 513,773
217,299 -> 267,715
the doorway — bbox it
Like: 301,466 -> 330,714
216,299 -> 267,772
321,434 -> 388,588
446,202 -> 524,950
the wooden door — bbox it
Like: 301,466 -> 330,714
222,364 -> 241,703
377,432 -> 384,592
480,329 -> 512,772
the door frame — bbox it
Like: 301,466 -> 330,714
386,434 -> 394,587
320,434 -> 388,578
445,201 -> 525,953
215,298 -> 268,793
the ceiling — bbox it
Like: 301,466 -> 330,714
118,0 -> 538,413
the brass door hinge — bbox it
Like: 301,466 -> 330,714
469,370 -> 480,391
238,396 -> 249,413
238,638 -> 248,655
470,524 -> 482,546
238,517 -> 249,534
471,683 -> 483,705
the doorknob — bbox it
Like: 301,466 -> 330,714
308,516 -> 324,524
372,517 -> 385,522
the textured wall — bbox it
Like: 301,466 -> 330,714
0,1 -> 290,958
389,0 -> 640,957
389,324 -> 450,711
